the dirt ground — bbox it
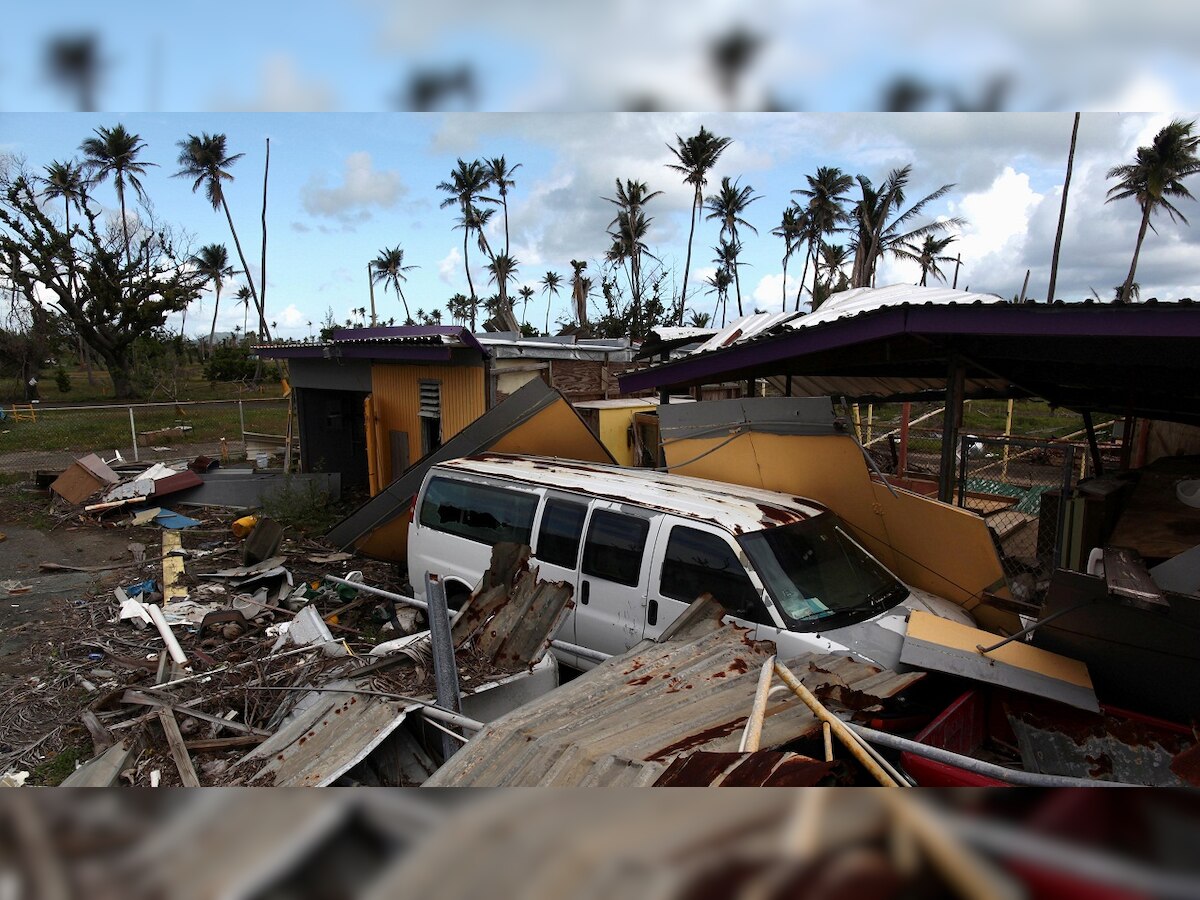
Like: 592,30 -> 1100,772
0,524 -> 140,677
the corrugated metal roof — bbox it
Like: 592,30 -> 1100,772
691,285 -> 1005,356
435,453 -> 827,532
426,606 -> 923,787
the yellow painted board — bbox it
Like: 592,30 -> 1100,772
161,531 -> 187,604
906,610 -> 1093,690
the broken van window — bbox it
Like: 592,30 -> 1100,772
660,525 -> 767,624
419,476 -> 538,547
738,513 -> 906,630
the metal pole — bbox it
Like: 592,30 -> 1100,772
866,403 -> 873,445
1001,399 -> 1015,481
128,407 -> 139,462
957,434 -> 970,507
424,573 -> 462,762
938,359 -> 965,503
238,399 -> 246,440
898,401 -> 911,476
1056,445 -> 1076,568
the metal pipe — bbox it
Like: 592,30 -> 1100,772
976,599 -> 1095,655
425,573 -> 462,761
548,639 -> 609,665
323,574 -> 437,613
144,603 -> 187,667
740,655 -> 776,752
847,722 -> 1138,787
128,407 -> 139,462
773,661 -> 902,787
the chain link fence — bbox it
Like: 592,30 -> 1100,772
0,398 -> 290,473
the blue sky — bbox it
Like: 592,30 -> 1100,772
4,111 -> 1200,340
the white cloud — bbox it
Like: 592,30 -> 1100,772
752,272 -> 790,312
209,54 -> 339,112
438,247 -> 463,285
301,152 -> 406,224
279,304 -> 307,327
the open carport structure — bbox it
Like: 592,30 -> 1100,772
620,286 -> 1200,501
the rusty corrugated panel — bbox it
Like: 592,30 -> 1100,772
426,609 -> 921,787
652,751 -> 836,786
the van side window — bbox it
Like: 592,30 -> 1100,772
661,526 -> 768,624
536,499 -> 587,568
418,476 -> 537,547
582,510 -> 649,587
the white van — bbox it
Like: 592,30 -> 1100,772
408,454 -> 975,670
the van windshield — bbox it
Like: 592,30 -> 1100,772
737,514 -> 907,631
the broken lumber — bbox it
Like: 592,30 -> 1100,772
122,690 -> 271,737
157,707 -> 201,787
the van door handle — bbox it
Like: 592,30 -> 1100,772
647,599 -> 658,627
580,581 -> 589,605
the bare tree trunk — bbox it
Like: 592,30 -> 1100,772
794,241 -> 811,311
678,188 -> 700,324
220,194 -> 268,340
781,253 -> 790,312
260,137 -> 269,336
1120,205 -> 1152,302
462,220 -> 476,330
208,280 -> 222,357
1046,112 -> 1080,305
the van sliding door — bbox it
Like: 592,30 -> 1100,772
577,505 -> 659,658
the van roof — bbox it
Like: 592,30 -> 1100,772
432,454 -> 827,534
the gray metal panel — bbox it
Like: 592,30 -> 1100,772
173,472 -> 341,508
287,357 -> 373,391
658,396 -> 838,442
326,378 -> 611,550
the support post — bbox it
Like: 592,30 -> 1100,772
1118,413 -> 1135,471
128,407 -> 139,462
898,401 -> 911,477
424,573 -> 462,762
238,399 -> 246,440
938,359 -> 965,503
1001,399 -> 1015,481
1082,410 -> 1103,478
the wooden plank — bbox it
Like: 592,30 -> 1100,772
1104,547 -> 1167,610
184,734 -> 267,752
80,709 -> 115,754
157,707 -> 201,786
122,690 -> 271,737
161,531 -> 187,604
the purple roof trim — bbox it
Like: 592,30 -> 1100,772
619,302 -> 1200,392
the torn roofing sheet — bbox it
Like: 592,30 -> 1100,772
426,605 -> 923,787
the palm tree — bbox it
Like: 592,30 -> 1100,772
370,245 -> 418,321
792,166 -> 854,307
174,132 -> 270,339
704,177 -> 760,317
666,126 -> 734,323
484,156 -> 521,255
812,241 -> 852,309
686,310 -> 712,328
437,159 -> 492,329
704,264 -> 734,327
772,204 -> 806,312
606,179 -> 663,337
896,233 -> 958,286
41,160 -> 91,379
234,285 -> 253,337
486,253 -> 520,327
540,271 -> 562,334
1106,118 -> 1200,302
191,243 -> 233,356
79,124 -> 155,271
569,260 -> 589,327
848,166 -> 964,289
517,285 -> 535,326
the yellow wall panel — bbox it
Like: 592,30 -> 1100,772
490,401 -> 616,463
369,363 -> 486,487
666,432 -> 1019,634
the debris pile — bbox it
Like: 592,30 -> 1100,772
2,521 -> 567,786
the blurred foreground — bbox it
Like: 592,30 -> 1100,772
1,788 -> 1198,899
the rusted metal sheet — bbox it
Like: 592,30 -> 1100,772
653,751 -> 836,786
426,601 -> 921,787
1008,708 -> 1194,786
